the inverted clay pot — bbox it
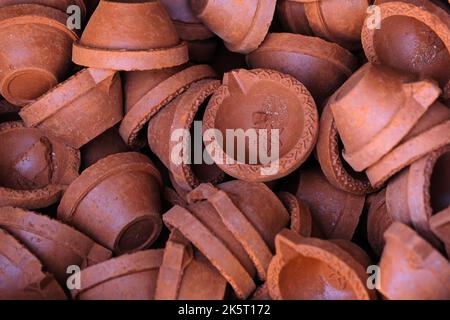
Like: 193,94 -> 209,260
246,33 -> 357,108
0,4 -> 78,106
163,181 -> 290,299
72,249 -> 163,300
367,189 -> 394,256
0,207 -> 112,284
72,0 -> 188,71
278,191 -> 312,237
0,1 -> 87,18
0,229 -> 66,300
267,229 -> 374,300
0,121 -> 79,209
19,68 -> 123,149
379,222 -> 450,300
296,166 -> 366,240
430,207 -> 450,257
189,0 -> 276,54
57,152 -> 164,254
203,68 -> 319,182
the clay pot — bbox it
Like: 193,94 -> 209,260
57,152 -> 163,254
362,1 -> 450,98
296,166 -> 366,240
0,207 -> 112,284
367,189 -> 394,256
19,68 -> 123,149
0,4 -> 78,106
72,249 -> 163,300
72,0 -> 188,71
246,33 -> 357,108
277,0 -> 370,50
147,79 -> 225,193
0,99 -> 21,123
203,68 -> 319,182
189,0 -> 276,54
430,207 -> 450,257
0,0 -> 87,18
278,191 -> 312,237
267,229 -> 375,300
0,121 -> 79,209
379,222 -> 450,300
120,64 -> 217,148
163,181 -> 290,299
0,229 -> 66,300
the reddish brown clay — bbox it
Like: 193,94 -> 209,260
72,0 -> 188,71
163,187 -> 188,208
246,33 -> 357,107
72,249 -> 163,300
0,207 -> 112,284
267,229 -> 374,300
19,68 -> 123,149
250,283 -> 271,300
0,4 -> 78,106
57,152 -> 163,254
379,222 -> 450,300
0,229 -> 66,300
430,207 -> 450,257
0,0 -> 87,18
203,68 -> 319,182
0,121 -> 79,209
278,191 -> 312,237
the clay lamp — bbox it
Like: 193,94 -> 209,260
367,189 -> 394,256
189,0 -> 276,54
246,33 -> 357,109
278,191 -> 312,237
267,229 -> 375,300
0,99 -> 21,123
163,181 -> 290,299
71,249 -> 163,300
203,68 -> 319,182
0,1 -> 87,18
57,152 -> 164,255
362,0 -> 450,99
379,222 -> 450,300
0,207 -> 112,285
72,0 -> 188,71
296,166 -> 366,240
0,121 -> 79,209
147,79 -> 225,193
19,68 -> 123,149
0,4 -> 78,106
120,64 -> 217,148
0,229 -> 66,300
430,207 -> 450,257
154,230 -> 228,300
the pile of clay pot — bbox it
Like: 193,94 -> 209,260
0,0 -> 449,300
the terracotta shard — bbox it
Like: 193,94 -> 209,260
278,191 -> 312,237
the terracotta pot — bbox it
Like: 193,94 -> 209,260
363,1 -> 450,98
120,64 -> 217,148
277,0 -> 370,50
0,0 -> 87,18
0,229 -> 66,300
58,152 -> 163,254
189,0 -> 276,54
163,180 -> 290,299
296,166 -> 366,240
187,38 -> 218,63
430,207 -> 450,257
278,191 -> 312,237
0,99 -> 21,123
0,4 -> 78,106
19,68 -> 123,149
267,229 -> 375,300
147,79 -> 225,193
246,33 -> 357,108
72,0 -> 188,71
0,207 -> 111,284
330,63 -> 441,173
0,121 -> 79,209
379,222 -> 450,300
203,68 -> 319,182
72,249 -> 163,300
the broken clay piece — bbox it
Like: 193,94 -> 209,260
430,207 -> 450,258
278,191 -> 312,237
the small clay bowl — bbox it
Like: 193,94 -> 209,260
267,229 -> 375,300
72,0 -> 188,71
246,33 -> 357,107
189,0 -> 276,54
278,191 -> 312,237
72,249 -> 163,300
58,152 -> 164,254
0,4 -> 78,106
296,166 -> 366,240
0,0 -> 87,18
0,229 -> 66,300
19,68 -> 123,149
379,222 -> 450,300
0,207 -> 112,285
430,207 -> 450,257
0,121 -> 79,209
202,68 -> 319,182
